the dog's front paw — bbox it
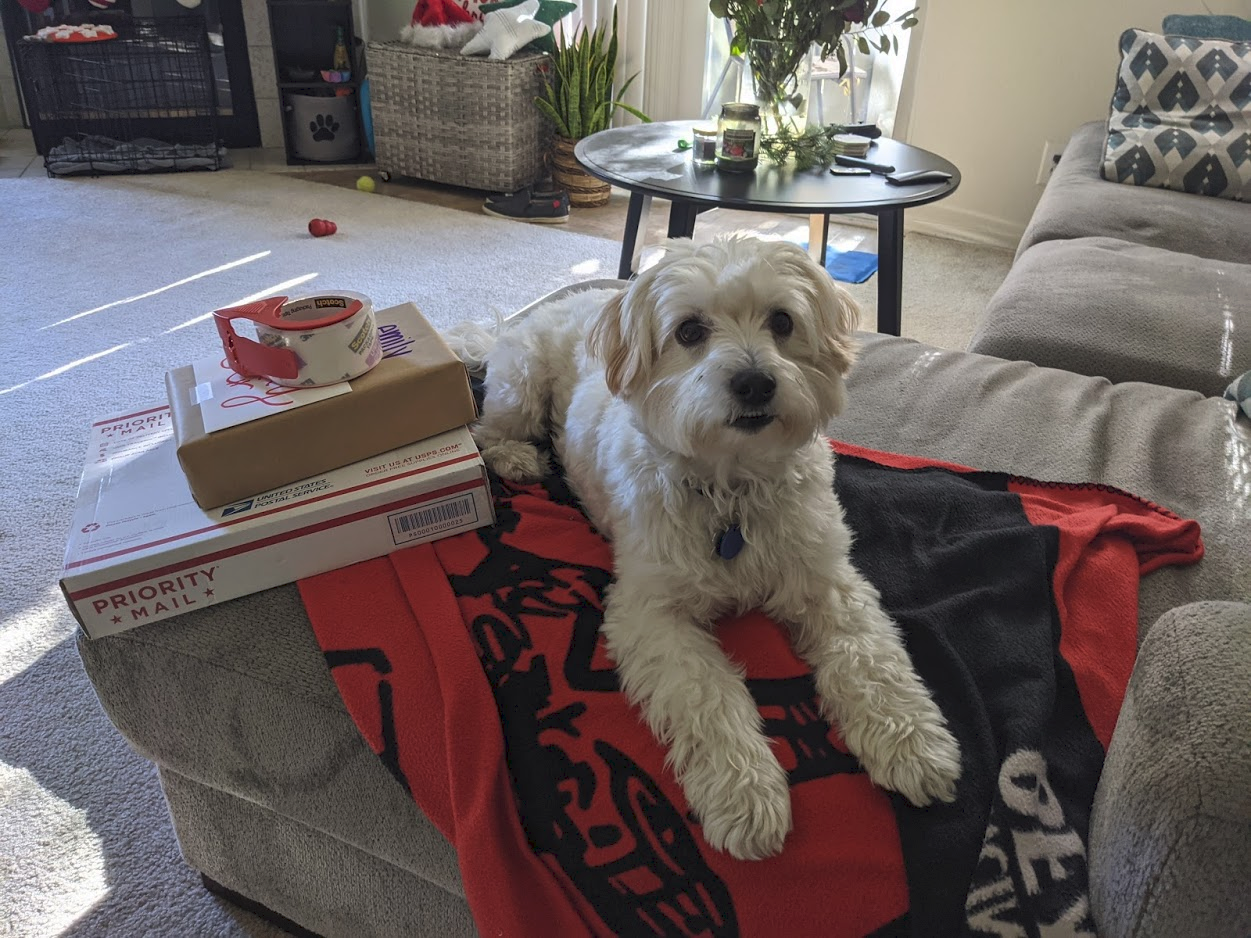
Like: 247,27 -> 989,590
863,718 -> 962,807
686,743 -> 793,860
480,440 -> 548,482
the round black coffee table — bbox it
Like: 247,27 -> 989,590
575,120 -> 960,335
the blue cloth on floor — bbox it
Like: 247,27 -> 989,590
795,241 -> 879,283
794,241 -> 879,283
825,249 -> 879,284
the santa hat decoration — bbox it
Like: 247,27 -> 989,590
15,0 -> 53,14
85,0 -> 117,10
410,0 -> 474,27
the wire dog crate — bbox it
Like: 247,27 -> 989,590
16,15 -> 226,176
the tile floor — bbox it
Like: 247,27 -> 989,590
0,127 -> 37,177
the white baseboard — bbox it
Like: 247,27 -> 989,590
903,205 -> 1025,252
787,206 -> 1024,253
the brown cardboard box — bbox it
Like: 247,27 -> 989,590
167,302 -> 477,510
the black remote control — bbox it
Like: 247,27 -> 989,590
884,169 -> 953,186
833,154 -> 896,174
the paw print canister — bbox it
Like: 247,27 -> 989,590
213,291 -> 382,388
287,90 -> 359,162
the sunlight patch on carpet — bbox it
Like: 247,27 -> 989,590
0,764 -> 108,933
164,273 -> 320,333
0,591 -> 72,685
1,343 -> 132,396
571,258 -> 604,277
43,251 -> 272,330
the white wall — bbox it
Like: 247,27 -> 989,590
360,0 -> 412,45
900,0 -> 1251,249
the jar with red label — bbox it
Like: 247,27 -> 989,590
716,102 -> 761,173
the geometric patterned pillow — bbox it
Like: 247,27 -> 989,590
1101,27 -> 1251,201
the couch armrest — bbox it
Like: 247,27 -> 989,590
1090,602 -> 1251,937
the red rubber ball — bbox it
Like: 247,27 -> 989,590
308,218 -> 337,237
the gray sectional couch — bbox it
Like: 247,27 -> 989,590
969,121 -> 1251,397
77,262 -> 1251,936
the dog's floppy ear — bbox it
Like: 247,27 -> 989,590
586,288 -> 654,398
810,263 -> 861,376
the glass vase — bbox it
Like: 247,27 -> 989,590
740,38 -> 813,137
839,33 -> 876,125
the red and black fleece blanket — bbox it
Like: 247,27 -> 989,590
300,442 -> 1202,938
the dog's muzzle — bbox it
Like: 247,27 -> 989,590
728,369 -> 777,432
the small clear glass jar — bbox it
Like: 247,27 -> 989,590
691,126 -> 718,165
716,102 -> 761,173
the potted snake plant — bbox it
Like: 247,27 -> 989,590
534,5 -> 649,207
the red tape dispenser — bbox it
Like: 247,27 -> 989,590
212,291 -> 381,388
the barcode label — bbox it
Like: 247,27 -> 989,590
388,494 -> 479,545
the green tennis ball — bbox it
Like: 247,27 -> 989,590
356,175 -> 377,193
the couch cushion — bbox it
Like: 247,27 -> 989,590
1101,29 -> 1251,202
1089,600 -> 1251,937
831,336 -> 1250,638
1018,121 -> 1251,263
968,236 -> 1251,397
1162,14 -> 1251,42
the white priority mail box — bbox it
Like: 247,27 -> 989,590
61,405 -> 493,638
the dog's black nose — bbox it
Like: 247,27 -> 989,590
729,369 -> 776,407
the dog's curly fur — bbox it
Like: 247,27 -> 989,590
452,235 -> 961,860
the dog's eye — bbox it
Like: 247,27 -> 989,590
769,309 -> 794,337
675,319 -> 709,347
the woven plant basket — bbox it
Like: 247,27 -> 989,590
551,136 -> 611,208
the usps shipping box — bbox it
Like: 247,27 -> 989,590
62,406 -> 493,638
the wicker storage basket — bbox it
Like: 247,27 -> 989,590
369,41 -> 551,191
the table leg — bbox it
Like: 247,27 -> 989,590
876,208 -> 905,336
618,191 -> 653,279
667,200 -> 699,239
807,214 -> 830,265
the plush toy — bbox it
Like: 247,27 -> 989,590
410,0 -> 474,27
401,0 -> 482,49
477,0 -> 574,54
398,21 -> 481,48
308,219 -> 338,237
460,0 -> 550,60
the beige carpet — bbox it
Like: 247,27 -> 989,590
0,166 -> 1010,937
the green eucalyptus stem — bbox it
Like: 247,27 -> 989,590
759,123 -> 850,171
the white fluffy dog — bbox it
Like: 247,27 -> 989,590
460,235 -> 960,860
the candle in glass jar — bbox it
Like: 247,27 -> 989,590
716,103 -> 761,173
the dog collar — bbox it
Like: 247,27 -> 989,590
716,524 -> 744,560
680,478 -> 744,560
